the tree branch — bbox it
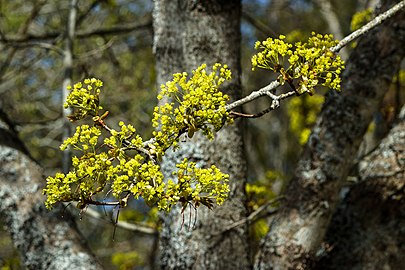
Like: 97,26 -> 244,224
225,80 -> 281,111
81,206 -> 158,235
241,10 -> 278,37
217,196 -> 282,235
0,19 -> 153,43
225,0 -> 405,114
229,90 -> 296,118
254,0 -> 405,268
331,0 -> 405,53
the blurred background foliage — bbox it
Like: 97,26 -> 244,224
0,0 -> 403,269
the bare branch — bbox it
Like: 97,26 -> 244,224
225,80 -> 281,111
80,206 -> 159,235
242,10 -> 278,37
1,19 -> 153,43
229,90 -> 296,118
216,196 -> 283,235
0,1 -> 47,80
331,0 -> 405,53
2,41 -> 64,55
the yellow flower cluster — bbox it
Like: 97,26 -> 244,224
60,125 -> 101,152
64,78 -> 103,121
44,76 -> 232,212
104,121 -> 143,151
251,35 -> 292,71
252,33 -> 345,93
44,151 -> 113,208
160,158 -> 229,211
152,63 -> 233,153
290,33 -> 344,93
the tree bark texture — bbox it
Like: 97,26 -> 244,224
255,0 -> 405,269
153,1 -> 250,269
0,115 -> 103,270
315,105 -> 405,269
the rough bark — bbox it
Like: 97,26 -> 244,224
153,1 -> 250,269
255,0 -> 405,269
315,106 -> 405,269
0,115 -> 103,270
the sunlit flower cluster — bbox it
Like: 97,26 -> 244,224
157,159 -> 229,211
251,35 -> 292,71
252,33 -> 345,93
64,78 -> 103,121
60,124 -> 101,152
152,63 -> 233,153
44,77 -> 232,212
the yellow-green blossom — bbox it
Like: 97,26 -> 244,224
65,78 -> 104,121
152,63 -> 233,153
252,33 -> 345,93
44,77 -> 232,212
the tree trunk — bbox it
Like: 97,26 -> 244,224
315,105 -> 405,269
153,1 -> 250,269
0,113 -> 103,270
255,0 -> 405,269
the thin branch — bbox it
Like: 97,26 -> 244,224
225,80 -> 281,111
1,19 -> 153,43
77,18 -> 153,37
142,0 -> 403,149
79,205 -> 158,235
229,90 -> 296,118
331,0 -> 405,53
216,196 -> 283,235
78,37 -> 116,59
0,1 -> 46,80
242,10 -> 278,37
2,41 -> 65,55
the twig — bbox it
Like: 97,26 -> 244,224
229,90 -> 296,118
1,41 -> 64,55
1,20 -> 153,43
78,38 -> 116,59
225,80 -> 281,111
215,196 -> 283,235
96,118 -> 155,161
241,10 -> 278,37
331,0 -> 405,53
79,205 -> 158,235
